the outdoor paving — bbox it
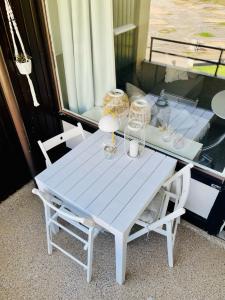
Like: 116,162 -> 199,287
148,0 -> 225,66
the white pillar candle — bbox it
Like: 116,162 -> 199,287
129,140 -> 139,157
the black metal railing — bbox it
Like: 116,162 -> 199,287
149,37 -> 225,77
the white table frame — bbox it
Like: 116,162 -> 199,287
35,130 -> 177,284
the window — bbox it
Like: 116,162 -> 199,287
44,0 -> 225,178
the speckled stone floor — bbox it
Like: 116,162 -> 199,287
1,181 -> 225,300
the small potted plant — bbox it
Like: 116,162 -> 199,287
15,53 -> 32,75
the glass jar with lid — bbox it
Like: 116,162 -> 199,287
152,90 -> 171,129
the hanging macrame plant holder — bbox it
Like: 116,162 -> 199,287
15,56 -> 32,75
4,0 -> 39,107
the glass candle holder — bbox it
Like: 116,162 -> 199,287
124,119 -> 145,158
129,139 -> 139,157
103,144 -> 116,159
101,131 -> 117,160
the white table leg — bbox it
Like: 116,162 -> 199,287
115,232 -> 127,284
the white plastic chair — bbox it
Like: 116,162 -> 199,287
37,122 -> 85,167
32,188 -> 98,282
128,163 -> 193,267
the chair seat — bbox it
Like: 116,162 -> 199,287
139,188 -> 166,224
139,209 -> 156,224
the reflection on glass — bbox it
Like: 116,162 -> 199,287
217,65 -> 225,78
173,133 -> 186,150
151,90 -> 171,129
161,126 -> 174,143
45,0 -> 225,176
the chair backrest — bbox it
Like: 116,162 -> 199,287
147,164 -> 193,235
38,122 -> 85,167
32,188 -> 95,227
162,163 -> 193,213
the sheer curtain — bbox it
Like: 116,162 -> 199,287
57,0 -> 116,114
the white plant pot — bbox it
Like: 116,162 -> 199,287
16,59 -> 32,75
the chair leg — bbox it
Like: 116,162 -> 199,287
46,223 -> 53,255
84,228 -> 99,251
44,206 -> 52,255
87,228 -> 94,283
219,220 -> 225,233
172,219 -> 179,248
166,221 -> 173,268
50,212 -> 59,235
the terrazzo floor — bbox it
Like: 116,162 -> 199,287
1,181 -> 225,300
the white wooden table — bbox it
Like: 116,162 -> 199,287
35,130 -> 177,284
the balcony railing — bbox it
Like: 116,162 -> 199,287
149,37 -> 225,77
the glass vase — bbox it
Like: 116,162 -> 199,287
124,119 -> 145,158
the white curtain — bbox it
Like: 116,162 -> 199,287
57,0 -> 116,114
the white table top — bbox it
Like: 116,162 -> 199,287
35,130 -> 177,234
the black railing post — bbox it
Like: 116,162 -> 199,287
215,49 -> 223,77
149,37 -> 153,62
